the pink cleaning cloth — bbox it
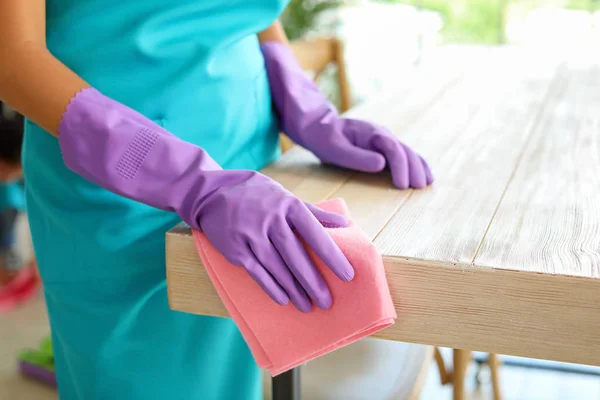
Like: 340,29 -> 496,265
192,198 -> 396,376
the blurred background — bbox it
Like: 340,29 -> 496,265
280,0 -> 600,107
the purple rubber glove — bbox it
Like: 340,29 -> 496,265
58,88 -> 355,312
261,41 -> 434,189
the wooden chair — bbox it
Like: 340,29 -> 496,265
281,37 -> 352,154
434,348 -> 502,400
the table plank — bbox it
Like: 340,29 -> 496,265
165,239 -> 600,366
374,55 -> 562,263
377,258 -> 600,368
474,63 -> 600,277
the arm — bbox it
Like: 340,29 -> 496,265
258,23 -> 434,189
257,20 -> 289,45
0,0 -> 89,136
0,5 -> 354,312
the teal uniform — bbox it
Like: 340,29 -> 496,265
23,0 -> 286,398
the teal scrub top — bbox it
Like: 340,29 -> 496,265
22,1 -> 286,398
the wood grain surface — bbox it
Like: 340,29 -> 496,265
474,63 -> 600,277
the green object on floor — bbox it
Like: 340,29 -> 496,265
39,336 -> 53,357
18,335 -> 57,388
18,336 -> 54,371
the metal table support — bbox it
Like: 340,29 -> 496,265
271,367 -> 301,400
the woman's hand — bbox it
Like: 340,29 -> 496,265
198,171 -> 354,312
289,116 -> 433,190
261,41 -> 434,189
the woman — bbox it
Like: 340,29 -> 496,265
0,1 -> 432,399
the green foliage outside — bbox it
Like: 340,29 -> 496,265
281,0 -> 600,45
564,0 -> 600,10
278,0 -> 600,105
281,0 -> 510,45
373,0 -> 600,44
280,0 -> 345,107
373,0 -> 509,44
281,0 -> 344,40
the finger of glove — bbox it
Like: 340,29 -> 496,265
305,202 -> 349,228
251,240 -> 312,313
290,205 -> 355,283
242,253 -> 290,306
420,155 -> 435,185
401,143 -> 427,189
372,134 -> 410,189
270,223 -> 333,310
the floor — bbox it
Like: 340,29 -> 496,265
3,293 -> 600,400
419,350 -> 600,400
0,294 -> 55,400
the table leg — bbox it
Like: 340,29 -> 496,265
452,349 -> 471,400
271,367 -> 301,400
489,353 -> 502,400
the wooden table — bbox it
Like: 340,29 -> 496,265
165,47 -> 600,399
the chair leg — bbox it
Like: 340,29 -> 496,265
488,353 -> 502,400
333,39 -> 352,113
433,347 -> 451,385
452,349 -> 471,400
279,133 -> 294,154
